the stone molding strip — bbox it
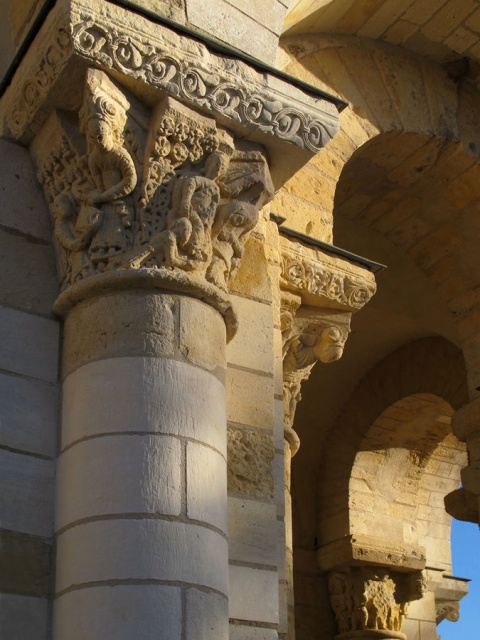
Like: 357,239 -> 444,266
1,0 -> 340,160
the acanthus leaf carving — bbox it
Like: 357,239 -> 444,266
328,568 -> 426,638
281,248 -> 376,311
31,68 -> 274,312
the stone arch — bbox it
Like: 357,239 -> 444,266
277,34 -> 480,391
317,336 -> 468,550
348,394 -> 463,570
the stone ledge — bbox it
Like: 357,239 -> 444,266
0,0 -> 341,188
280,235 -> 377,312
316,534 -> 426,573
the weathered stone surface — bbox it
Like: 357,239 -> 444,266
227,426 -> 274,499
0,227 -> 58,316
63,293 -> 177,376
0,372 -> 58,458
0,305 -> 59,383
56,519 -> 228,595
228,497 -> 278,566
229,565 -> 279,624
54,585 -> 182,640
185,588 -> 228,640
56,435 -> 183,530
226,367 -> 274,430
180,297 -> 226,372
227,296 -> 274,374
187,441 -> 228,533
62,357 -> 227,454
229,625 -> 278,640
0,450 -> 54,537
0,594 -> 49,640
0,531 -> 51,597
0,139 -> 52,242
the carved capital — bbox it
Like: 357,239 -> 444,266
280,237 -> 376,441
328,567 -> 426,639
30,68 -> 275,338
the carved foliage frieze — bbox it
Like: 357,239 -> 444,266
32,68 -> 274,295
281,248 -> 376,311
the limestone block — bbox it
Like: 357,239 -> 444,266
63,293 -> 177,376
0,594 -> 48,640
0,305 -> 59,383
273,399 -> 285,453
179,296 -> 225,372
54,585 -> 182,640
271,190 -> 333,243
0,372 -> 58,458
227,296 -> 274,374
128,0 -> 186,24
228,497 -> 278,566
227,426 -> 274,499
0,227 -> 58,316
0,450 -> 54,537
185,588 -> 228,640
229,235 -> 273,302
0,530 -> 51,597
229,625 -> 278,640
186,0 -> 279,64
228,564 -> 279,623
0,139 -> 51,242
56,519 -> 228,595
226,367 -> 274,430
62,357 -> 226,455
56,435 -> 183,531
187,441 -> 227,533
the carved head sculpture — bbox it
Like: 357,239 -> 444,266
313,325 -> 349,364
79,69 -> 129,151
205,149 -> 230,181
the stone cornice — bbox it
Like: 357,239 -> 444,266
280,235 -> 377,312
1,0 -> 340,187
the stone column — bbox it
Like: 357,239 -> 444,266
55,291 -> 229,638
28,67 -> 275,639
278,239 -> 377,640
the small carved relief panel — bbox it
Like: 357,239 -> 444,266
31,68 -> 274,295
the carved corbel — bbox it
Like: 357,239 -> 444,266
279,237 -> 377,451
282,293 -> 351,432
328,567 -> 426,639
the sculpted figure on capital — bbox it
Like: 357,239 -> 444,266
32,67 -> 274,295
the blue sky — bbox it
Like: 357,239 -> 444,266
437,519 -> 480,639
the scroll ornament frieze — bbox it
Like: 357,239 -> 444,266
32,68 -> 274,308
6,4 -> 338,153
281,250 -> 376,311
71,17 -> 336,153
329,568 -> 426,638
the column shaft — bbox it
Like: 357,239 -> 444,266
53,291 -> 229,639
